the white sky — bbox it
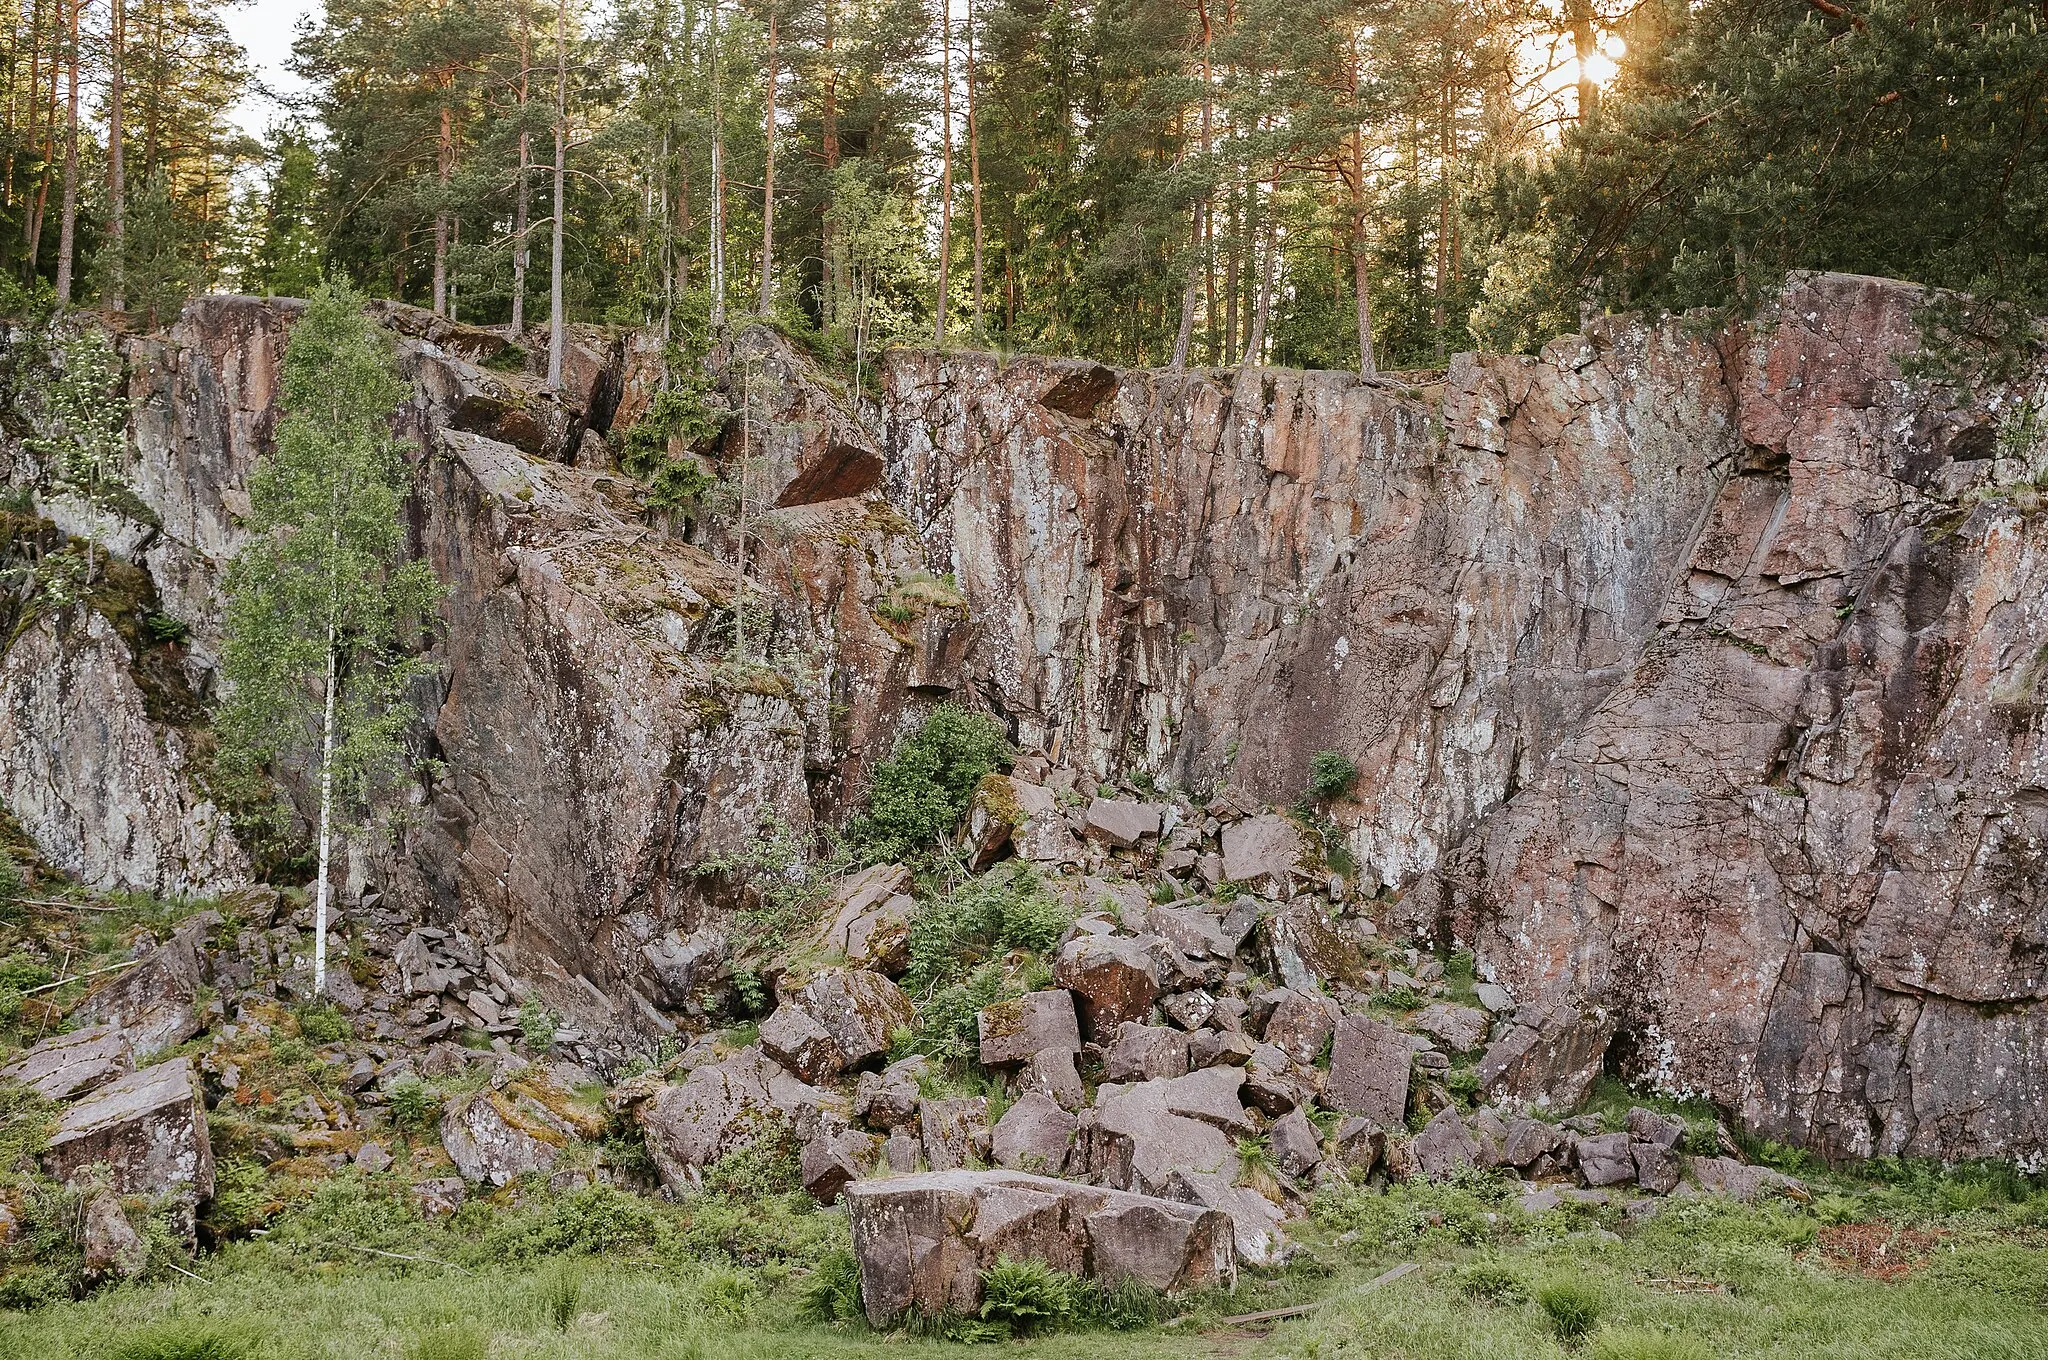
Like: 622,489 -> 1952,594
221,1 -> 319,139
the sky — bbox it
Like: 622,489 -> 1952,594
221,1 -> 319,139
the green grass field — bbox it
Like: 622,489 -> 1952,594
6,1159 -> 2045,1360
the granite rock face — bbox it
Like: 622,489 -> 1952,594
42,1058 -> 214,1204
4,272 -> 2046,1162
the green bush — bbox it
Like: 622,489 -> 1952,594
903,861 -> 1069,994
109,1321 -> 259,1360
1456,1260 -> 1528,1304
845,705 -> 1013,865
977,1256 -> 1078,1335
618,373 -> 727,514
386,1077 -> 438,1131
294,1002 -> 351,1043
802,1247 -> 866,1323
1536,1278 -> 1603,1345
1307,750 -> 1359,801
1077,1276 -> 1166,1330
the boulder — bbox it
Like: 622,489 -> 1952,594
1188,1029 -> 1255,1069
441,1079 -> 584,1186
1468,1106 -> 1512,1167
411,1177 -> 467,1218
1259,989 -> 1339,1067
1324,1015 -> 1412,1127
978,990 -> 1082,1067
70,917 -> 212,1054
0,1024 -> 133,1101
1473,983 -> 1515,1014
1014,812 -> 1086,866
1475,1001 -> 1616,1112
991,1092 -> 1076,1174
762,968 -> 915,1081
43,1059 -> 213,1204
1410,1003 -> 1490,1055
637,1047 -> 833,1188
1633,1141 -> 1682,1194
801,1118 -> 881,1204
1145,905 -> 1237,960
1054,935 -> 1163,1040
853,1055 -> 930,1129
1269,1106 -> 1323,1179
1161,989 -> 1217,1031
1502,1116 -> 1565,1168
919,1096 -> 991,1172
1412,1107 -> 1481,1178
80,1190 -> 146,1282
844,1170 -> 1235,1327
1018,1047 -> 1086,1111
1625,1106 -> 1687,1151
1574,1132 -> 1636,1188
1084,798 -> 1162,848
1221,815 -> 1305,888
1086,1068 -> 1252,1200
1262,898 -> 1373,993
1689,1155 -> 1805,1203
1332,1116 -> 1388,1175
811,864 -> 917,970
641,926 -> 729,1008
1102,1022 -> 1189,1082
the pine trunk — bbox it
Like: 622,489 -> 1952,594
510,4 -> 530,336
547,0 -> 568,391
934,0 -> 952,345
758,9 -> 777,314
107,0 -> 125,311
434,102 -> 452,317
53,0 -> 77,305
965,0 -> 984,332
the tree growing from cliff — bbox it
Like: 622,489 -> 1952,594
219,282 -> 442,996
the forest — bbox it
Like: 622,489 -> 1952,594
1,0 -> 2044,374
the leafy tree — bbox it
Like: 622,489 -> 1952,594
31,329 -> 130,583
845,704 -> 1012,865
218,282 -> 441,995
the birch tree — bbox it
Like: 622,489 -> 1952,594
220,283 -> 441,996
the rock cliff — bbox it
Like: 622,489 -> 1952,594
2,271 -> 2043,1164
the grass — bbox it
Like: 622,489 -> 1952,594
3,1167 -> 2043,1360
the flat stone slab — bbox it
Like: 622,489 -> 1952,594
0,1024 -> 133,1101
844,1170 -> 1235,1328
43,1058 -> 213,1203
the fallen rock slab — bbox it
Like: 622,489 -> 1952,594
0,1024 -> 133,1101
1054,935 -> 1164,1039
978,989 -> 1082,1067
637,1046 -> 834,1188
1325,1014 -> 1412,1127
43,1058 -> 213,1203
991,1092 -> 1076,1174
844,1170 -> 1236,1327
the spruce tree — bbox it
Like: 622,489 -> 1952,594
219,282 -> 441,996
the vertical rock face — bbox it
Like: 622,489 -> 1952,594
0,610 -> 248,896
3,273 -> 2044,1162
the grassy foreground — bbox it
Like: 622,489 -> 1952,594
4,1160 -> 2046,1360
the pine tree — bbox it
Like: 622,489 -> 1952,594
219,282 -> 442,997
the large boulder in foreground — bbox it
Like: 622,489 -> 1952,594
845,1170 -> 1236,1328
42,1058 -> 213,1203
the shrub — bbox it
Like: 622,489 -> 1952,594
1078,1276 -> 1166,1330
618,373 -> 727,514
1536,1278 -> 1603,1345
1307,750 -> 1359,801
802,1247 -> 866,1322
845,705 -> 1013,865
903,861 -> 1069,994
386,1077 -> 437,1131
538,1260 -> 583,1330
977,1256 -> 1079,1335
294,1003 -> 350,1044
1456,1260 -> 1529,1304
109,1321 -> 259,1360
518,999 -> 559,1050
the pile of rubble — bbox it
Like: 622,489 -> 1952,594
0,753 -> 1806,1315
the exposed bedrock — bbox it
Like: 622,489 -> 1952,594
1,272 -> 2042,1161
